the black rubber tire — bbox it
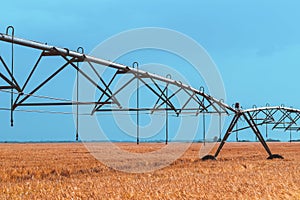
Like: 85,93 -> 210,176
201,155 -> 217,161
267,154 -> 284,159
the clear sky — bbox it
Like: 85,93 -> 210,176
1,0 -> 300,142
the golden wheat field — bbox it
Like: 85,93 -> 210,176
0,142 -> 299,199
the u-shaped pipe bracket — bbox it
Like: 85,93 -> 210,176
6,26 -> 15,37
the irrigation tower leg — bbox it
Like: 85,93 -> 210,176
243,112 -> 283,159
201,113 -> 241,160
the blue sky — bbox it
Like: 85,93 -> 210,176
1,0 -> 300,141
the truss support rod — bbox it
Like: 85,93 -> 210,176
182,88 -> 203,106
86,61 -> 114,96
0,86 -> 14,89
151,83 -> 169,114
57,51 -> 120,108
284,113 -> 300,131
148,76 -> 178,113
13,52 -> 43,105
15,61 -> 71,107
86,61 -> 121,109
138,78 -> 177,113
152,87 -> 182,113
272,110 -> 291,129
177,92 -> 195,115
230,122 -> 265,133
95,76 -> 136,112
0,73 -> 17,90
95,108 -> 226,112
17,102 -> 109,106
0,57 -> 21,91
22,52 -> 43,93
92,71 -> 122,114
15,51 -> 44,107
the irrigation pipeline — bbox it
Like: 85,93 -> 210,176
1,29 -> 300,159
0,32 -> 235,113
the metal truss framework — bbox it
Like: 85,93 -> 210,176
0,27 -> 232,140
0,26 -> 299,160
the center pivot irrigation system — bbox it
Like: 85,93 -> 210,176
0,26 -> 299,160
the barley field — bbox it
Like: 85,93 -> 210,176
0,142 -> 299,199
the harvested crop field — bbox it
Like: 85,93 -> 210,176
0,142 -> 299,199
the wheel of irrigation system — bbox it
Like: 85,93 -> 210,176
267,154 -> 284,160
201,155 -> 217,161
